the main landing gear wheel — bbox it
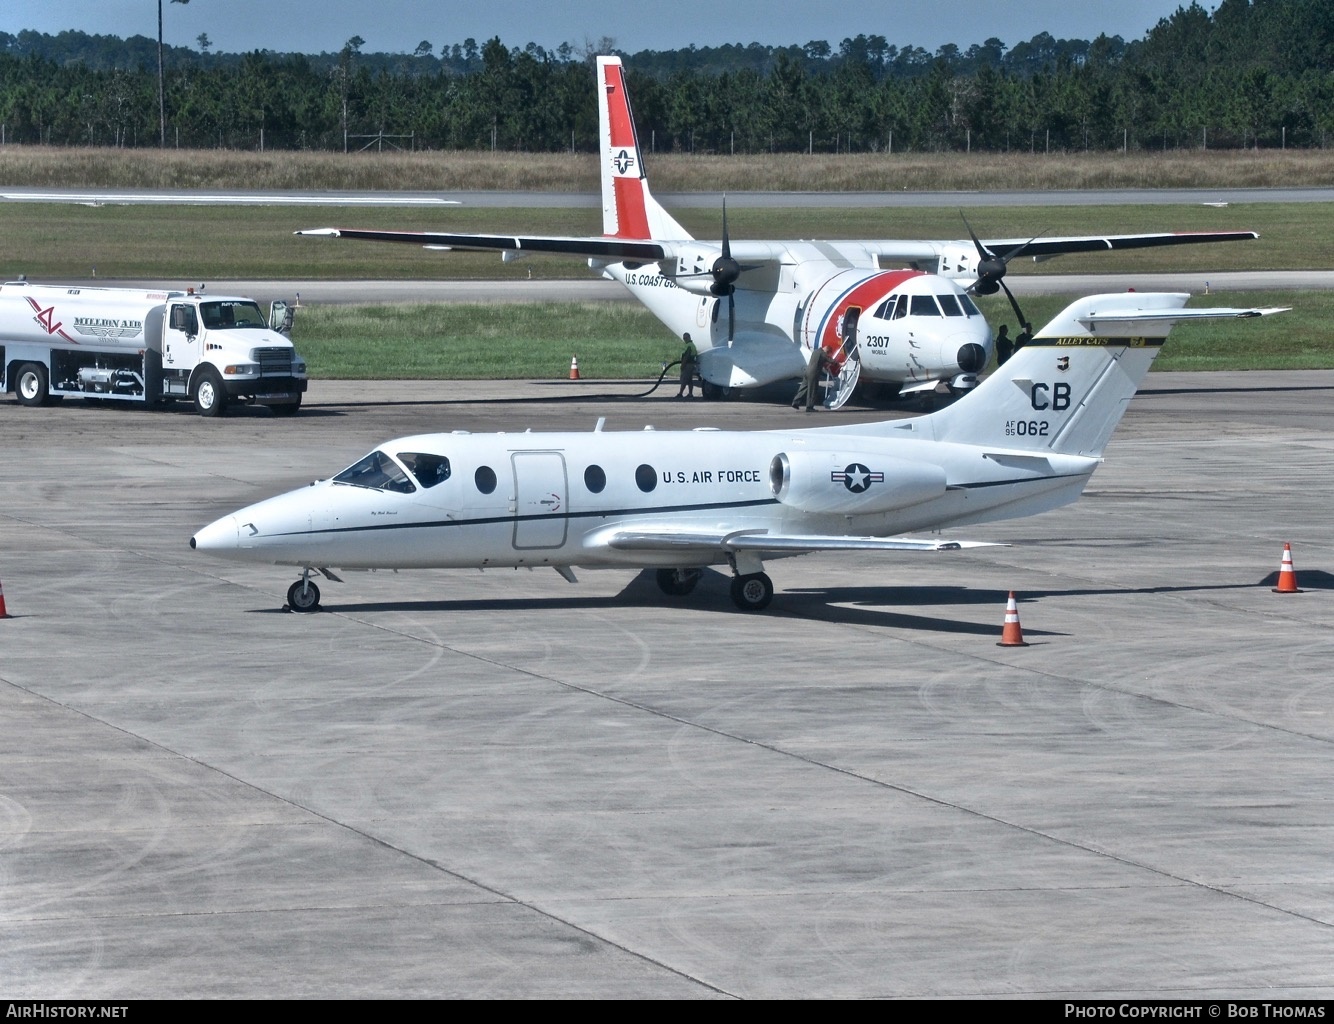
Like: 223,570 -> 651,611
287,578 -> 321,612
730,572 -> 773,612
700,381 -> 730,401
656,568 -> 702,596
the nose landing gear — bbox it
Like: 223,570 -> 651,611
287,570 -> 321,613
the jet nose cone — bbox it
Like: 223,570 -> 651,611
191,515 -> 238,553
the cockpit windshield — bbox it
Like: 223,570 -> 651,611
200,300 -> 267,330
333,450 -> 416,493
397,452 -> 452,489
909,295 -> 941,317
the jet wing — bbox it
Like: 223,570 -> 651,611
600,527 -> 997,555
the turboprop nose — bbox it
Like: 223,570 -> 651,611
191,515 -> 238,553
952,321 -> 992,372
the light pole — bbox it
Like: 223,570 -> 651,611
158,0 -> 190,147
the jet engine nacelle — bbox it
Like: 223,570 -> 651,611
769,450 -> 948,515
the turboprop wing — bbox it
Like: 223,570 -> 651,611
296,58 -> 1261,403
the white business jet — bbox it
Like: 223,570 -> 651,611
191,291 -> 1283,613
298,56 -> 1258,408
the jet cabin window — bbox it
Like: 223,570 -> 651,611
333,450 -> 416,493
398,452 -> 451,489
200,300 -> 267,330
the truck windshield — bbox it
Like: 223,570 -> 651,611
200,300 -> 267,330
333,450 -> 416,493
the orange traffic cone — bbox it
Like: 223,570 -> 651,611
997,591 -> 1028,647
1272,542 -> 1303,593
569,355 -> 580,380
0,576 -> 10,619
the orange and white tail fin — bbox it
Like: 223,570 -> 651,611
598,56 -> 691,242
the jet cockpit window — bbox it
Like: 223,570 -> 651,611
959,294 -> 982,316
909,295 -> 941,317
333,450 -> 416,493
937,294 -> 965,316
398,452 -> 451,488
200,300 -> 267,330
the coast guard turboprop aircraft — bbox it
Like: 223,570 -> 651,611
298,56 -> 1258,408
192,292 -> 1283,613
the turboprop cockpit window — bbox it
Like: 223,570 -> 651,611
398,452 -> 451,488
333,450 -> 416,493
909,295 -> 941,317
200,300 -> 267,330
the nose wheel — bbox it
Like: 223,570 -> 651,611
287,576 -> 321,613
729,572 -> 773,612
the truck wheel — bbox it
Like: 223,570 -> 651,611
192,369 -> 228,417
15,363 -> 49,407
286,578 -> 321,612
268,396 -> 302,416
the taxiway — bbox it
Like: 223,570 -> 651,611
1,375 -> 1333,998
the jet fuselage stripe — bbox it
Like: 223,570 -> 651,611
261,472 -> 1091,541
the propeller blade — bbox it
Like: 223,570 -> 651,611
961,212 -> 1045,296
721,195 -> 730,260
999,278 -> 1028,333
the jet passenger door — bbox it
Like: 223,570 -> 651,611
511,452 -> 568,549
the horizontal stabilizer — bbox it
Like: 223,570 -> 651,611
1079,305 -> 1289,324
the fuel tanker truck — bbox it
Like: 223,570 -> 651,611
1,280 -> 307,416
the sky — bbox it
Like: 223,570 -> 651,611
6,1 -> 1204,57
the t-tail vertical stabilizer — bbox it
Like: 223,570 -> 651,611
914,292 -> 1287,458
598,56 -> 690,241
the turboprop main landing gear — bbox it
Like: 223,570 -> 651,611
287,570 -> 321,613
729,572 -> 773,612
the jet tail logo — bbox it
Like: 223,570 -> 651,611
26,297 -> 77,344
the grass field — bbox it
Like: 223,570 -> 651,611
4,145 -> 1334,192
292,292 -> 1324,380
0,201 -> 1325,281
3,146 -> 1330,376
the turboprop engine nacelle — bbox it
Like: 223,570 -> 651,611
769,451 -> 948,516
662,245 -> 728,296
935,242 -> 979,283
